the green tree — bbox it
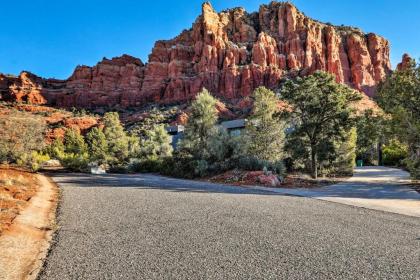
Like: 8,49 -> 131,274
58,129 -> 89,172
244,87 -> 286,162
142,124 -> 173,160
103,112 -> 130,166
180,88 -> 219,160
355,109 -> 384,165
44,139 -> 65,160
322,127 -> 357,176
127,134 -> 141,159
63,128 -> 87,154
175,89 -> 220,177
280,71 -> 361,178
86,127 -> 108,164
376,58 -> 420,177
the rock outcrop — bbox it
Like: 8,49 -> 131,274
397,53 -> 414,71
0,2 -> 393,108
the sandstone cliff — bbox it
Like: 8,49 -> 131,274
0,2 -> 394,108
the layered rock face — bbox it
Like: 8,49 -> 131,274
0,2 -> 392,108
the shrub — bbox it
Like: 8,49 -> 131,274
192,160 -> 209,177
403,158 -> 420,179
140,124 -> 173,161
59,152 -> 90,172
0,110 -> 46,164
382,140 -> 409,166
29,152 -> 51,172
16,151 -> 50,171
237,156 -> 285,177
129,158 -> 165,173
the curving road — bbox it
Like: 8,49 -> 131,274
40,170 -> 420,279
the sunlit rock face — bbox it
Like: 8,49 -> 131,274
0,2 -> 392,108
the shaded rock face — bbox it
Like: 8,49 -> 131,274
0,2 -> 392,108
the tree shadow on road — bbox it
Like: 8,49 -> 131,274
46,172 -> 420,201
46,173 -> 287,196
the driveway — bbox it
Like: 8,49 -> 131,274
259,167 -> 420,217
39,171 -> 420,279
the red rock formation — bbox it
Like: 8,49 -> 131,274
0,72 -> 48,104
0,2 -> 392,107
397,53 -> 414,71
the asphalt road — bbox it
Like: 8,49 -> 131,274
40,173 -> 420,279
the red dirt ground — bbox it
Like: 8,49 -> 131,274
0,168 -> 39,234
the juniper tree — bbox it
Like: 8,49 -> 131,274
63,128 -> 87,155
142,124 -> 173,160
376,57 -> 420,178
103,112 -> 129,166
180,88 -> 219,160
174,88 -> 220,177
244,86 -> 286,162
86,127 -> 108,164
280,71 -> 361,179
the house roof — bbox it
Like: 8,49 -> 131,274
220,119 -> 246,130
166,125 -> 185,134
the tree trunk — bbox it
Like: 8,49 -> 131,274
311,147 -> 318,179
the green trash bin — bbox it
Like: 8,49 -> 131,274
356,160 -> 363,167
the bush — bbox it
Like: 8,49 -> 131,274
237,156 -> 285,177
17,151 -> 50,171
59,152 -> 90,172
129,158 -> 165,173
0,110 -> 46,164
382,140 -> 408,166
403,158 -> 420,179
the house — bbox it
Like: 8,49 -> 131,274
166,125 -> 185,149
220,119 -> 246,136
166,119 -> 247,149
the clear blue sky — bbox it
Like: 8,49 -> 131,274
0,0 -> 418,79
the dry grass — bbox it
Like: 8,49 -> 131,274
0,168 -> 39,234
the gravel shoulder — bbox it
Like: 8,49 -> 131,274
39,173 -> 420,280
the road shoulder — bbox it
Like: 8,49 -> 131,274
0,174 -> 58,280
